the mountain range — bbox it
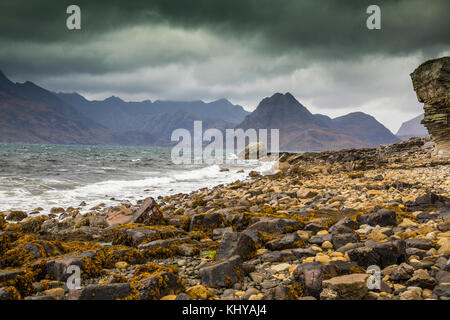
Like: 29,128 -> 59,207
395,113 -> 428,140
0,70 -> 407,151
236,93 -> 400,151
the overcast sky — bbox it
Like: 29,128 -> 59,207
1,0 -> 449,132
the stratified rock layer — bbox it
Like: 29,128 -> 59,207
410,57 -> 450,157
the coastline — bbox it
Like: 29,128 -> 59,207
0,137 -> 449,300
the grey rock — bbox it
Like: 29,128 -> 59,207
68,283 -> 131,300
199,255 -> 243,288
356,209 -> 397,227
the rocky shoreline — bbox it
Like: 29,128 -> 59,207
0,137 -> 449,300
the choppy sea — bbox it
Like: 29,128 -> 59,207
0,143 -> 275,214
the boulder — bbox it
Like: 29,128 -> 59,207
189,212 -> 224,231
106,206 -> 134,227
433,283 -> 450,298
410,56 -> 450,157
405,269 -> 438,289
199,255 -> 244,288
0,286 -> 20,300
265,232 -> 301,251
46,250 -> 97,281
331,232 -> 359,249
130,197 -> 165,225
133,270 -> 183,300
292,263 -> 324,297
356,209 -> 397,227
328,218 -> 358,234
215,232 -> 257,261
390,263 -> 415,281
68,283 -> 131,300
347,240 -> 406,269
320,273 -> 369,300
406,239 -> 435,251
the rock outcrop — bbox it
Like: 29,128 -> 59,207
410,57 -> 450,157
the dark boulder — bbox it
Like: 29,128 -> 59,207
331,232 -> 359,249
68,283 -> 131,300
292,263 -> 323,297
189,212 -> 225,231
356,209 -> 397,227
130,197 -> 165,225
328,217 -> 358,234
406,239 -> 435,251
265,232 -> 301,251
215,232 -> 257,261
199,255 -> 243,288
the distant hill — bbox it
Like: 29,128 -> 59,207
396,114 -> 428,140
236,92 -> 400,151
0,70 -> 403,152
0,70 -> 158,145
326,112 -> 400,146
143,110 -> 234,142
57,92 -> 249,131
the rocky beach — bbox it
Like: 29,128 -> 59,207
1,135 -> 449,300
1,57 -> 450,301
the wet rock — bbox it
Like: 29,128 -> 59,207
308,234 -> 332,246
406,269 -> 437,289
406,239 -> 435,251
189,212 -> 224,231
260,250 -> 296,262
304,222 -> 323,233
212,227 -> 233,240
6,211 -> 28,222
435,270 -> 450,284
134,270 -> 183,300
356,209 -> 397,227
331,232 -> 359,249
68,283 -> 131,300
130,197 -> 165,225
215,232 -> 257,261
328,217 -> 358,234
0,270 -> 25,283
175,293 -> 192,300
46,250 -> 97,281
292,263 -> 324,297
266,232 -> 301,250
112,225 -> 185,247
137,237 -> 191,251
106,206 -> 134,227
364,240 -> 407,268
433,284 -> 450,298
0,286 -> 20,300
390,263 -> 415,281
199,255 -> 244,288
291,248 -> 318,260
320,273 -> 369,300
246,218 -> 302,234
406,248 -> 428,259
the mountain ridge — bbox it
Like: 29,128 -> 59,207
0,71 -> 403,151
236,92 -> 400,151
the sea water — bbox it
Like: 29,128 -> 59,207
0,143 -> 275,214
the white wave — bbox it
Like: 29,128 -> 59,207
0,160 -> 277,215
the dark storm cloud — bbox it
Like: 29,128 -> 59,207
1,0 -> 449,54
0,0 -> 449,132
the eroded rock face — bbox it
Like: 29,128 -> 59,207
410,57 -> 450,157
